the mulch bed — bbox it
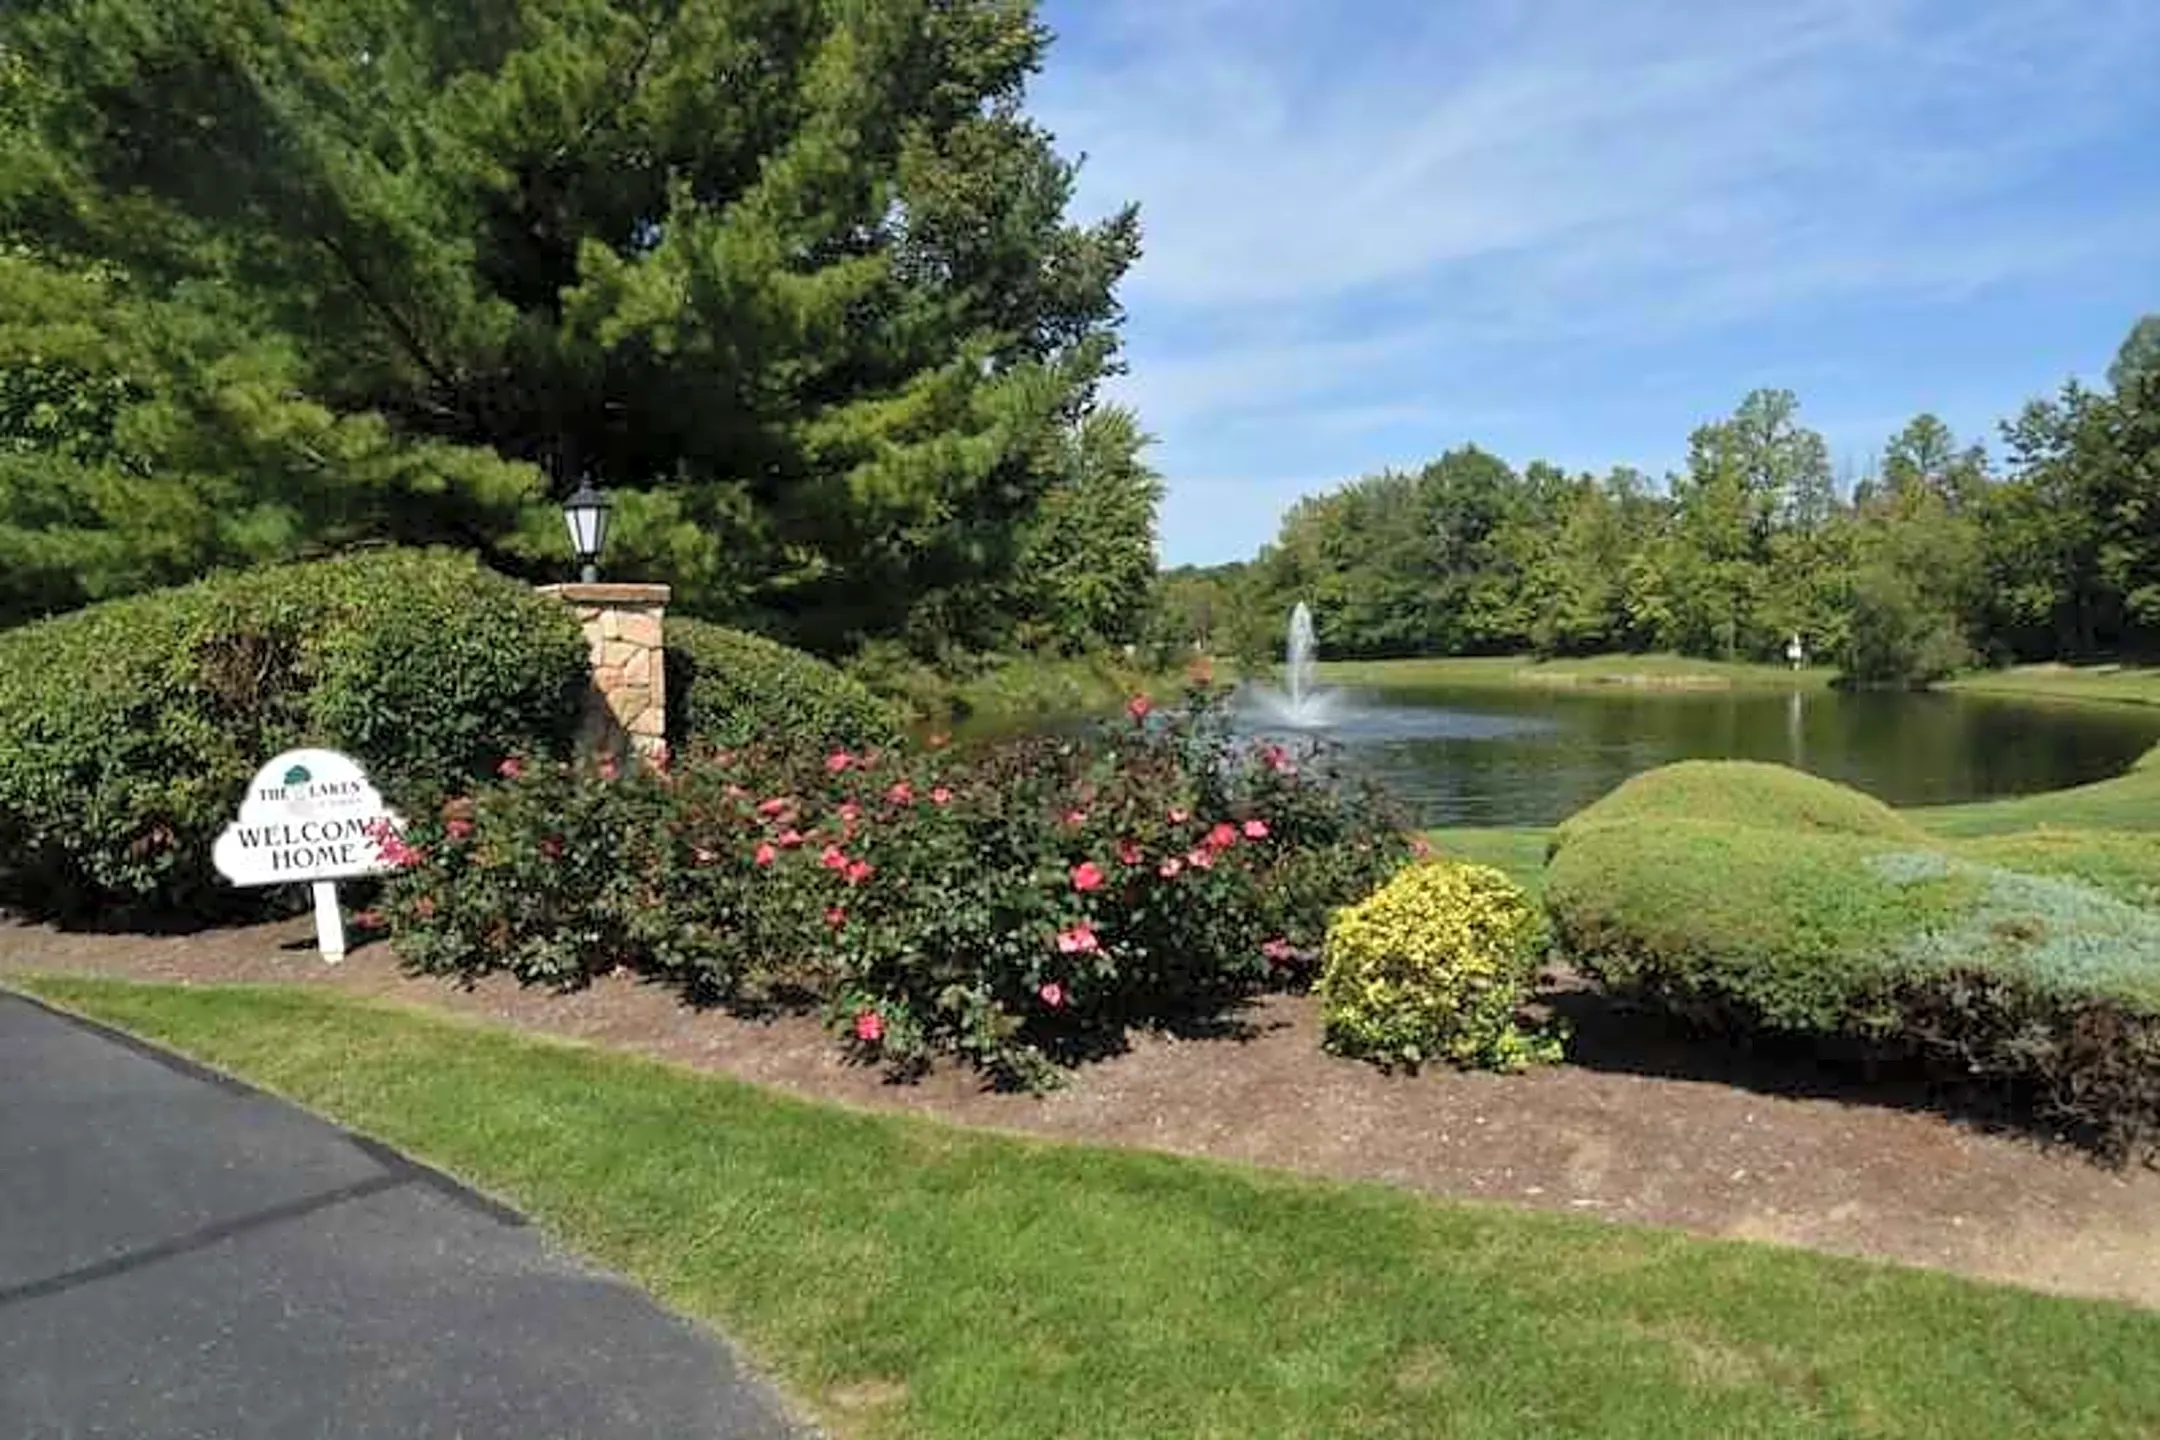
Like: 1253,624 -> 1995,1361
7,911 -> 2159,1310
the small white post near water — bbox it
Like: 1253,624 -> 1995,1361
213,749 -> 404,963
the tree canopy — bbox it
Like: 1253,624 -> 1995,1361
1175,317 -> 2160,686
0,0 -> 1153,652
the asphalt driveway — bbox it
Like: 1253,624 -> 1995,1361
0,990 -> 808,1438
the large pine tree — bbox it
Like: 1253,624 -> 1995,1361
0,0 -> 1144,649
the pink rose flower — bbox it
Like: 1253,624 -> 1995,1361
1187,846 -> 1215,871
821,845 -> 849,872
754,842 -> 778,867
825,906 -> 848,929
778,829 -> 806,848
853,1009 -> 883,1042
930,786 -> 953,807
1071,860 -> 1106,892
495,757 -> 524,780
886,781 -> 914,805
1158,856 -> 1184,879
1039,982 -> 1067,1008
445,818 -> 474,841
1262,937 -> 1297,964
758,797 -> 792,818
1063,808 -> 1089,828
1206,822 -> 1239,851
1242,819 -> 1270,840
539,837 -> 564,861
1126,694 -> 1152,721
1168,808 -> 1190,825
1117,839 -> 1143,866
1055,923 -> 1100,955
826,750 -> 854,773
845,859 -> 875,886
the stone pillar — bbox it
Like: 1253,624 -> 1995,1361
539,583 -> 670,764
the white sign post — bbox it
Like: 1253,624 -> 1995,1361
213,749 -> 405,963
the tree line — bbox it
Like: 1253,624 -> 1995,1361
0,0 -> 1161,660
1157,319 -> 2160,685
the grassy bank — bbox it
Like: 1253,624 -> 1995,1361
20,977 -> 2160,1440
1427,826 -> 1552,897
1317,653 -> 1836,692
1944,664 -> 2160,711
1914,751 -> 2160,838
1317,654 -> 2160,711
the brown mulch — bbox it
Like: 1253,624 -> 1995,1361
7,913 -> 2159,1311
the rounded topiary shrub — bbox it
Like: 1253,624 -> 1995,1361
665,616 -> 901,754
1545,811 -> 2160,1160
0,549 -> 589,920
1549,760 -> 1921,859
1317,861 -> 1559,1071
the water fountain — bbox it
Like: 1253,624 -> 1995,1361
1253,601 -> 1341,728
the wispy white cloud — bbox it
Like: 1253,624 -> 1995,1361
1036,0 -> 2160,561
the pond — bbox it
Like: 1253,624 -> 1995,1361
1236,682 -> 2160,829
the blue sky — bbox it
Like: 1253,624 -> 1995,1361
1030,0 -> 2160,566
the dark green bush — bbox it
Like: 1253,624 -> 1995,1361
0,549 -> 588,919
1547,807 -> 2160,1161
1549,760 -> 1922,858
665,617 -> 901,754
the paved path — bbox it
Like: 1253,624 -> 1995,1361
0,992 -> 808,1439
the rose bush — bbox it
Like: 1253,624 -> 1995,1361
379,678 -> 1414,1087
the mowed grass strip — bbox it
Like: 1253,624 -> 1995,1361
19,977 -> 2160,1440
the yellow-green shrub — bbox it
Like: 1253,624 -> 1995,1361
1317,861 -> 1560,1071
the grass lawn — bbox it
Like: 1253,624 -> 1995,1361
1318,653 -> 1837,692
1426,825 -> 1551,897
1914,753 -> 2160,839
20,977 -> 2160,1440
1944,664 -> 2160,711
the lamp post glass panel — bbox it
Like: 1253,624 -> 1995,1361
563,478 -> 612,583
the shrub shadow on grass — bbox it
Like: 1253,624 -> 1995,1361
1537,968 -> 2093,1159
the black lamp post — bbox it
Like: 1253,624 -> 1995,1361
562,476 -> 612,584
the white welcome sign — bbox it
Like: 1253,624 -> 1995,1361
214,748 -> 405,962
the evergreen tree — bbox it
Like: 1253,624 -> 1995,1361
0,0 -> 1141,648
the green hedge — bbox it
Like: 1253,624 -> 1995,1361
665,617 -> 900,754
1549,760 -> 1922,858
0,549 -> 589,920
1546,762 -> 2160,1160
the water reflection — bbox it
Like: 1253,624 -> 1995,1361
1239,684 -> 2160,829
